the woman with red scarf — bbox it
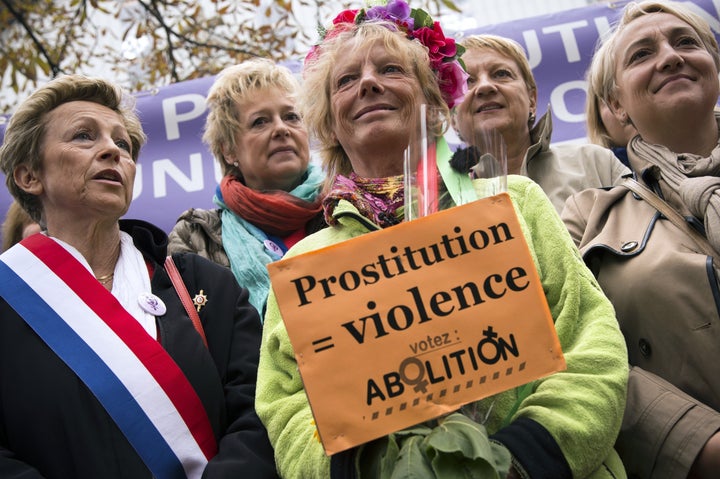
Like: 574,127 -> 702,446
168,58 -> 325,317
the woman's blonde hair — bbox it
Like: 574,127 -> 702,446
0,74 -> 146,223
460,34 -> 537,99
585,42 -> 615,148
300,21 -> 448,191
594,1 -> 720,110
203,58 -> 302,177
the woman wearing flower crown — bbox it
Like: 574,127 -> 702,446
255,1 -> 628,478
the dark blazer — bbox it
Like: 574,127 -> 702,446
0,219 -> 279,479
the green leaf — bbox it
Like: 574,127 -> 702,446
393,424 -> 433,439
379,436 -> 401,478
390,436 -> 435,479
440,0 -> 462,13
410,8 -> 434,29
431,454 -> 499,479
425,414 -> 491,457
425,413 -> 511,478
357,413 -> 514,479
489,440 -> 513,475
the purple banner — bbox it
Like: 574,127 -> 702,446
2,0 -> 720,236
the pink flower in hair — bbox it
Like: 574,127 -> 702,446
437,61 -> 470,109
411,22 -> 457,69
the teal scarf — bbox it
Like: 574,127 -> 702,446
215,164 -> 324,316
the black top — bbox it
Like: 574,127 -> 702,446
0,220 -> 278,479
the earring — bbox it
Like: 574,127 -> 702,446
233,162 -> 239,167
528,112 -> 536,125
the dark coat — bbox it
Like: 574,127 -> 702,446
0,219 -> 278,479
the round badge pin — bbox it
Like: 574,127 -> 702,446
263,239 -> 283,255
138,292 -> 167,316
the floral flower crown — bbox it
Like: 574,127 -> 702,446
306,0 -> 468,109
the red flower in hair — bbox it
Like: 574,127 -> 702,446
333,9 -> 358,25
411,22 -> 457,69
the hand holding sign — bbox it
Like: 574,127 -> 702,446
268,193 -> 566,455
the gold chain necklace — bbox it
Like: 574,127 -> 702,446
96,273 -> 114,284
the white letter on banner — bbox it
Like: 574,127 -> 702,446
522,30 -> 541,69
593,16 -> 612,41
162,94 -> 206,141
550,80 -> 587,123
213,158 -> 224,184
132,164 -> 143,200
542,21 -> 589,63
152,153 -> 205,198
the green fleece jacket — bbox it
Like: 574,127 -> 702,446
256,175 -> 628,479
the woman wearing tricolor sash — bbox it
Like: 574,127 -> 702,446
0,75 -> 279,479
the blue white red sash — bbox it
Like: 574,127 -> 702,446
0,234 -> 217,479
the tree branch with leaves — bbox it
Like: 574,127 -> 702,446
0,0 -> 458,115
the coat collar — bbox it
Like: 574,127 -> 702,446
523,106 -> 553,174
330,199 -> 381,232
119,219 -> 168,265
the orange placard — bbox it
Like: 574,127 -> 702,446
267,193 -> 565,455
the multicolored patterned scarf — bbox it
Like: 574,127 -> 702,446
322,173 -> 404,228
